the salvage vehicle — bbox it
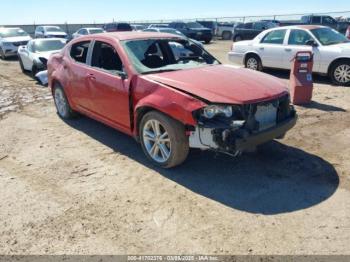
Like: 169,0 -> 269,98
72,28 -> 105,39
103,23 -> 132,32
232,21 -> 277,42
18,38 -> 66,76
48,32 -> 297,168
228,25 -> 350,85
0,27 -> 32,59
169,22 -> 213,44
35,26 -> 68,39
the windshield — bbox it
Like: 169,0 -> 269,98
122,38 -> 219,74
0,28 -> 29,38
89,29 -> 104,34
311,28 -> 349,45
45,27 -> 62,32
186,22 -> 204,29
33,39 -> 66,52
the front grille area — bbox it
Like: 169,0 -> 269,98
12,41 -> 29,47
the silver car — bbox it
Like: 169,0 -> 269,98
0,27 -> 32,59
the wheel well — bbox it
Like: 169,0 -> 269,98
328,58 -> 350,76
244,53 -> 261,64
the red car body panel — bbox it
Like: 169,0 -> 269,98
146,65 -> 288,104
48,32 -> 289,138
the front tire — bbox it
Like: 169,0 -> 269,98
234,35 -> 242,42
140,111 -> 189,168
0,47 -> 6,60
330,61 -> 350,86
53,84 -> 76,119
245,54 -> 263,71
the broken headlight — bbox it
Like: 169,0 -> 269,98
202,105 -> 233,119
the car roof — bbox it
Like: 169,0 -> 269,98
277,25 -> 326,30
78,32 -> 183,41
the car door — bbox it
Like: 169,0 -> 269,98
66,40 -> 93,109
257,29 -> 287,68
282,29 -> 321,71
86,40 -> 130,130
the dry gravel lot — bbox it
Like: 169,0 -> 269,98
0,40 -> 350,255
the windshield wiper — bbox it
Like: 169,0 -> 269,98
142,69 -> 179,75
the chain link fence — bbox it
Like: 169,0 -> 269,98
1,11 -> 350,37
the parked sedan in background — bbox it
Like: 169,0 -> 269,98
72,28 -> 104,39
143,27 -> 204,47
169,22 -> 213,43
232,21 -> 277,42
18,38 -> 66,76
48,32 -> 297,168
35,26 -> 68,39
0,27 -> 32,59
103,22 -> 132,32
228,25 -> 350,85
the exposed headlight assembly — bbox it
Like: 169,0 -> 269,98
202,105 -> 233,119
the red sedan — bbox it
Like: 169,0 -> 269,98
48,32 -> 297,168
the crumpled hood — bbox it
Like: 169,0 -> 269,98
1,36 -> 32,43
145,65 -> 288,104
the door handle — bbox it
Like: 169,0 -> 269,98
285,48 -> 292,52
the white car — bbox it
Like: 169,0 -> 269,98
72,27 -> 105,39
17,38 -> 66,76
0,27 -> 32,59
35,26 -> 67,39
228,25 -> 350,85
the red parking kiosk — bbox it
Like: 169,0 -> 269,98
290,51 -> 314,105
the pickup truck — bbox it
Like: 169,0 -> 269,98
281,15 -> 350,34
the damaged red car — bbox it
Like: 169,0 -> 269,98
48,32 -> 297,168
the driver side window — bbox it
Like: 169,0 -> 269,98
91,41 -> 124,74
288,30 -> 314,45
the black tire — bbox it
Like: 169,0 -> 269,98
204,39 -> 211,44
53,84 -> 77,119
233,35 -> 242,42
245,54 -> 263,71
0,47 -> 6,60
31,64 -> 39,78
18,56 -> 26,73
222,31 -> 232,40
140,111 -> 189,168
329,60 -> 350,86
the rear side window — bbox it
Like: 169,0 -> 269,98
288,30 -> 314,45
261,30 -> 286,44
311,16 -> 321,23
243,23 -> 253,29
91,41 -> 123,74
70,41 -> 90,64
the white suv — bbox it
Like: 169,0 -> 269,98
0,27 -> 32,59
35,26 -> 67,39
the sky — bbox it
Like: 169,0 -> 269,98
0,0 -> 349,25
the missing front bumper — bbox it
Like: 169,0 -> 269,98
189,114 -> 297,153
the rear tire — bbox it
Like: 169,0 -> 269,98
222,31 -> 232,40
53,84 -> 77,119
245,54 -> 263,71
31,64 -> 39,78
234,35 -> 242,42
0,47 -> 6,60
140,111 -> 189,168
330,60 -> 350,86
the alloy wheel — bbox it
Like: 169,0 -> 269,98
54,88 -> 68,117
142,119 -> 172,163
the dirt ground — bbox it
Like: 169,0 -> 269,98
0,40 -> 350,255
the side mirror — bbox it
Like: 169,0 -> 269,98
306,40 -> 318,47
118,71 -> 127,80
